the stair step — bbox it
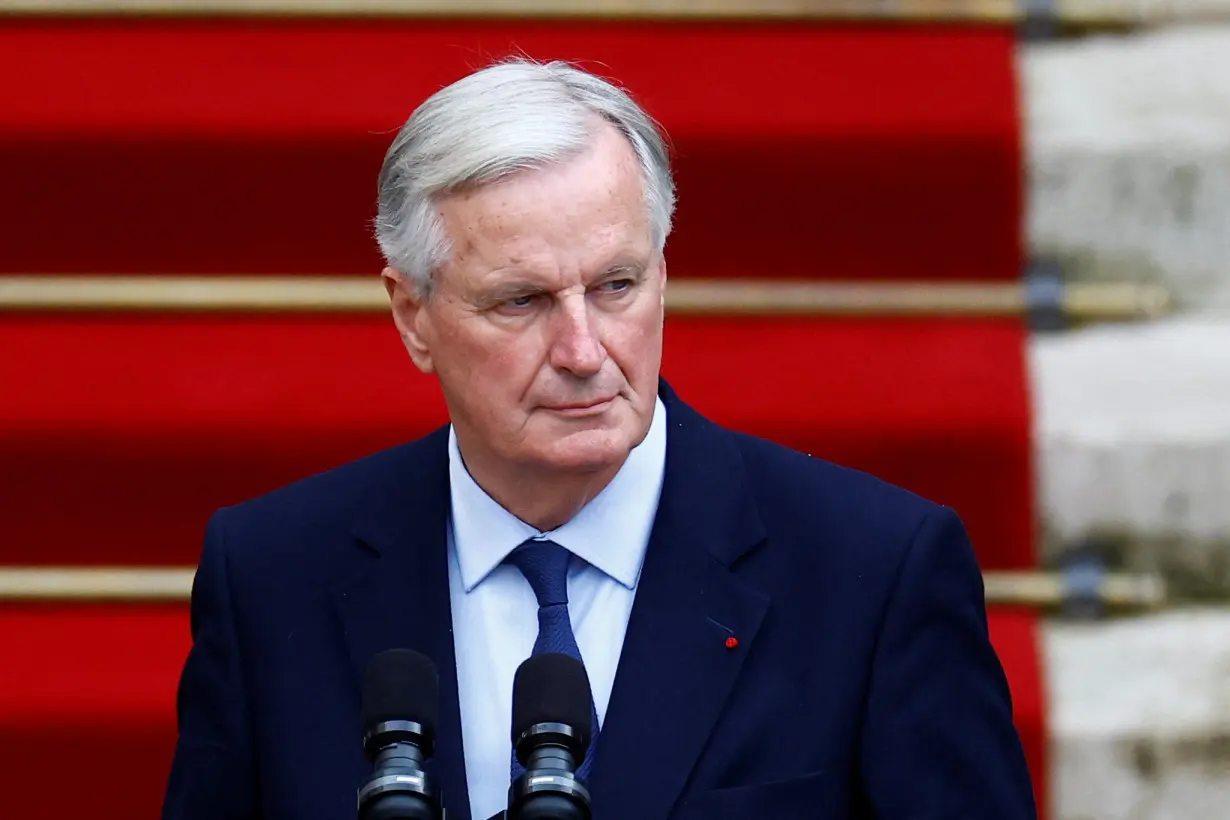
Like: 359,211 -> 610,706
1045,607 -> 1230,819
0,314 -> 1033,568
1032,316 -> 1230,598
0,18 -> 1021,283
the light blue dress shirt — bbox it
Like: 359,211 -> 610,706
446,396 -> 667,820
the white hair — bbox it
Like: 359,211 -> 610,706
374,58 -> 675,297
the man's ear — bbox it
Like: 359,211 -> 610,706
381,266 -> 435,374
658,257 -> 668,310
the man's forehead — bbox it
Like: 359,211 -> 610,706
437,202 -> 652,283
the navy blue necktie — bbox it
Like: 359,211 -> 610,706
506,538 -> 600,781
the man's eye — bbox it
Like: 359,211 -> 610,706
506,295 -> 536,309
602,279 -> 633,293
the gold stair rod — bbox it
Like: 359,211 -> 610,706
0,275 -> 1172,321
0,0 -> 1209,26
0,566 -> 1168,611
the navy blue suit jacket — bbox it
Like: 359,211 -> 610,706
163,384 -> 1036,819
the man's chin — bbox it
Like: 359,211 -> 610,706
532,429 -> 633,475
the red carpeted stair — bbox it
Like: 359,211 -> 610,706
0,605 -> 189,820
0,314 -> 1032,570
0,19 -> 1020,283
0,16 -> 1046,819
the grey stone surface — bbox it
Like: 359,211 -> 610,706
1045,609 -> 1230,819
1022,25 -> 1230,313
1030,317 -> 1230,596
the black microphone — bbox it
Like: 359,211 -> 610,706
357,649 -> 444,820
506,653 -> 594,820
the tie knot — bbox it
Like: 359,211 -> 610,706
506,539 -> 572,607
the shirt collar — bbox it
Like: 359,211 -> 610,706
448,396 -> 667,593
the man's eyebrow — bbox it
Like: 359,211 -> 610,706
474,281 -> 548,306
594,261 -> 646,280
471,260 -> 648,305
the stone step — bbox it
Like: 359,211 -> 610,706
1030,316 -> 1230,597
1045,608 -> 1230,819
1063,0 -> 1230,23
1023,25 -> 1230,313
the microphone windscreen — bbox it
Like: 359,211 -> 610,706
362,648 -> 439,739
511,652 -> 593,755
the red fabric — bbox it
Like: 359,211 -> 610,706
0,19 -> 1020,282
0,605 -> 1043,820
988,609 -> 1049,816
0,17 -> 1040,815
0,604 -> 187,820
0,313 -> 1032,569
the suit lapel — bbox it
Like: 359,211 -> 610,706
330,427 -> 472,820
588,385 -> 771,819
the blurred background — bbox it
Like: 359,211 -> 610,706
0,1 -> 1228,818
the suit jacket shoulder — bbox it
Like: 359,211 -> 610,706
204,427 -> 449,580
724,428 -> 951,586
732,429 -> 941,535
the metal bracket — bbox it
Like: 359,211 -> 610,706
1025,259 -> 1068,331
1059,539 -> 1111,620
1019,0 -> 1060,41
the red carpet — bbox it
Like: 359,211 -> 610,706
0,15 -> 1044,818
0,604 -> 188,820
0,314 -> 1032,570
0,19 -> 1020,282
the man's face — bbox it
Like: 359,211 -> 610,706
385,122 -> 665,478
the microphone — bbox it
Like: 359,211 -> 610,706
506,653 -> 594,820
357,649 -> 444,820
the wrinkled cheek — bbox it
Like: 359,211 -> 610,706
481,341 -> 527,380
613,323 -> 663,387
469,341 -> 540,414
445,328 -> 513,376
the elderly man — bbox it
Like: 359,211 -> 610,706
162,60 -> 1036,820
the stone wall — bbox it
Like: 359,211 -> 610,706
1023,26 -> 1230,313
1023,21 -> 1230,819
1045,609 -> 1230,819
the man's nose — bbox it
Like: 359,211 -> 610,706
549,296 -> 606,377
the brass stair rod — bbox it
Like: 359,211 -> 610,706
0,276 -> 1172,321
0,0 -> 1210,26
0,566 -> 1168,610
